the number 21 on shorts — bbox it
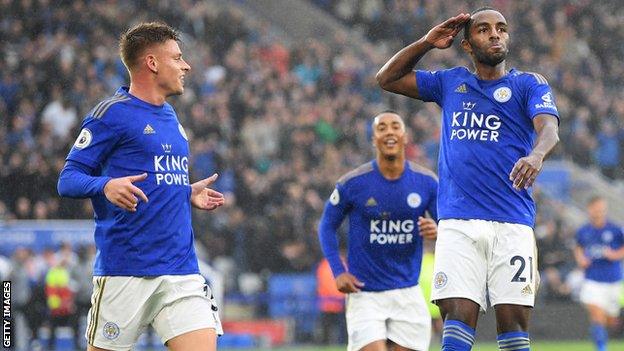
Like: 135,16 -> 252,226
510,255 -> 533,282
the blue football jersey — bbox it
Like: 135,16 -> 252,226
66,87 -> 198,276
576,222 -> 624,283
319,160 -> 438,291
416,67 -> 559,226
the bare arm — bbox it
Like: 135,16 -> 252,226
573,245 -> 590,269
509,114 -> 560,190
604,246 -> 624,261
376,13 -> 470,99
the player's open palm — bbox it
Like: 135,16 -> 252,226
425,13 -> 470,49
104,173 -> 149,212
191,173 -> 225,211
335,272 -> 365,293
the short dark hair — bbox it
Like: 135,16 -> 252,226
119,22 -> 180,71
463,6 -> 499,40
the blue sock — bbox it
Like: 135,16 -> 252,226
590,324 -> 608,351
441,320 -> 475,351
497,331 -> 530,351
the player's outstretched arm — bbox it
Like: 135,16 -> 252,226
190,173 -> 225,211
509,114 -> 559,190
376,13 -> 470,99
103,173 -> 149,212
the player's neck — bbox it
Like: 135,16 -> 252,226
377,155 -> 405,180
474,62 -> 507,80
128,79 -> 166,106
590,219 -> 606,229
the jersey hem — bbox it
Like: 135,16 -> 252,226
584,276 -> 623,284
93,269 -> 200,276
438,214 -> 534,227
359,280 -> 419,292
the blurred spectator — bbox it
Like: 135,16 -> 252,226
594,120 -> 621,179
40,87 -> 78,141
8,248 -> 33,350
316,257 -> 346,345
70,244 -> 96,349
536,219 -> 573,301
45,257 -> 78,350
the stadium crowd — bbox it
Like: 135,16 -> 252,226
0,0 -> 622,310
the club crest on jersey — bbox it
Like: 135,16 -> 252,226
365,197 -> 377,207
434,272 -> 448,289
329,189 -> 340,205
407,193 -> 422,208
178,123 -> 188,140
74,128 -> 92,148
493,87 -> 512,102
102,322 -> 120,340
602,230 -> 613,243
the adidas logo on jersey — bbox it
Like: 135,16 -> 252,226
455,84 -> 467,93
143,124 -> 155,134
521,284 -> 533,296
365,197 -> 377,207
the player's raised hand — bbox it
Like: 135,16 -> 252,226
335,272 -> 365,293
190,173 -> 225,211
509,153 -> 543,190
418,216 -> 438,240
425,13 -> 471,49
104,173 -> 149,212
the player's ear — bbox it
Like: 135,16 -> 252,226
145,54 -> 158,73
460,38 -> 472,54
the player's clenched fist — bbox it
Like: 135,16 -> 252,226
418,216 -> 437,240
104,173 -> 149,212
335,272 -> 365,293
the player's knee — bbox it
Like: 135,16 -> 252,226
436,298 -> 479,327
494,304 -> 531,332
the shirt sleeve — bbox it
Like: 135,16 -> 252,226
66,117 -> 121,169
57,160 -> 111,198
525,76 -> 560,123
415,70 -> 444,105
318,183 -> 351,278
